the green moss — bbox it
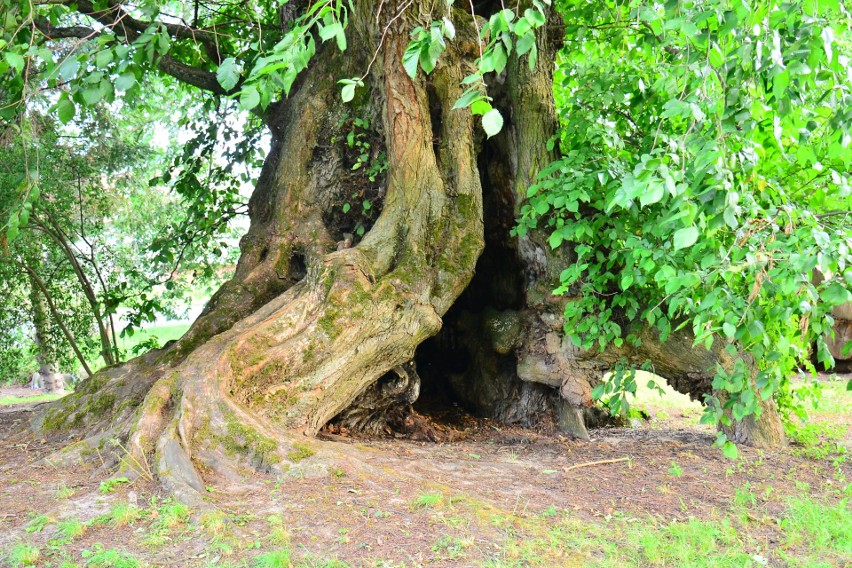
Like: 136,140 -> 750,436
274,243 -> 294,275
483,308 -> 523,354
286,443 -> 316,462
318,306 -> 343,340
114,395 -> 142,416
43,405 -> 74,431
78,374 -> 107,396
302,341 -> 316,364
227,345 -> 247,377
85,392 -> 117,418
215,408 -> 281,466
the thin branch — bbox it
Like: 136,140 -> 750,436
563,457 -> 631,473
815,210 -> 851,220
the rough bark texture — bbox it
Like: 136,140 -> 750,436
27,0 -> 787,505
28,271 -> 57,378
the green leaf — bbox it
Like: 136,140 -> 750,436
469,99 -> 492,116
481,108 -> 503,138
722,322 -> 736,339
453,88 -> 484,110
819,282 -> 851,305
402,44 -> 420,78
773,69 -> 790,100
491,43 -> 508,74
672,226 -> 699,251
339,79 -> 361,103
4,52 -> 24,73
216,57 -> 240,91
335,26 -> 347,51
721,441 -> 738,460
81,87 -> 102,105
442,17 -> 455,40
239,85 -> 261,110
115,72 -> 136,91
95,49 -> 113,69
639,181 -> 664,207
56,95 -> 76,124
708,43 -> 724,68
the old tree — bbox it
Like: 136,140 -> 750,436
2,0 -> 851,502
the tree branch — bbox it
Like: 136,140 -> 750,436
36,0 -> 229,95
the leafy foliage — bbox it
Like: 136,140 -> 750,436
518,0 -> 852,436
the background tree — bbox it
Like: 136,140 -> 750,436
0,0 -> 848,505
0,98 -> 242,382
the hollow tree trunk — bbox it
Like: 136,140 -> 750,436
30,3 -> 489,503
28,0 -> 784,506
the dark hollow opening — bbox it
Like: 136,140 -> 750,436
414,135 -> 526,422
426,82 -> 443,166
257,245 -> 270,263
288,250 -> 307,282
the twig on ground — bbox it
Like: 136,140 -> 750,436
564,457 -> 631,473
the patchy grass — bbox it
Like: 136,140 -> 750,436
6,542 -> 40,566
482,491 -> 852,567
0,370 -> 849,567
413,492 -> 444,509
56,518 -> 87,540
81,543 -> 141,568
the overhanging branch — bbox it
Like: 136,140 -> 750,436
35,0 -> 230,95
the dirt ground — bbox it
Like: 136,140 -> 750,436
0,376 -> 849,567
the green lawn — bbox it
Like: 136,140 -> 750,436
116,323 -> 191,354
0,393 -> 65,406
87,323 -> 192,372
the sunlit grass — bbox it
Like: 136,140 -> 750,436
0,393 -> 65,406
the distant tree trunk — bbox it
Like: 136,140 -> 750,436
30,0 -> 784,505
22,262 -> 93,378
29,272 -> 56,378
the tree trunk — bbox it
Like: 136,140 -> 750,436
29,271 -> 57,378
28,0 -> 784,504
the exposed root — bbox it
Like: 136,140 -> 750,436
330,362 -> 421,435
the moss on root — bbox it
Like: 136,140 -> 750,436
41,387 -> 117,432
206,406 -> 283,467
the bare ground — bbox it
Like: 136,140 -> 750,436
0,376 -> 849,567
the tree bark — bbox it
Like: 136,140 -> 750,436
28,271 -> 57,377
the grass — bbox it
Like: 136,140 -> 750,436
56,518 -> 87,540
1,360 -> 848,567
631,370 -> 705,423
6,542 -> 40,566
81,543 -> 141,568
481,492 -> 852,567
413,493 -> 444,509
116,323 -> 190,354
0,393 -> 65,406
253,549 -> 292,567
108,503 -> 142,527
